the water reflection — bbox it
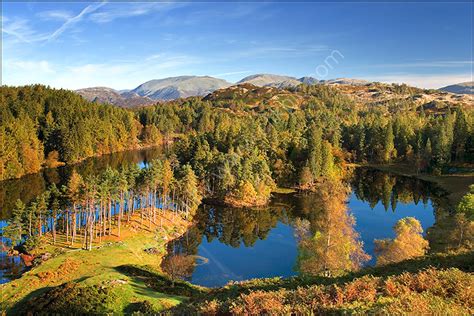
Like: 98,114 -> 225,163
0,146 -> 168,283
0,151 -> 459,286
164,168 -> 453,287
294,181 -> 370,277
0,147 -> 167,219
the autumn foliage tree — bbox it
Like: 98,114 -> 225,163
295,180 -> 370,276
374,217 -> 429,265
161,254 -> 195,287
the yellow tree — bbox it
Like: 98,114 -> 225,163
374,217 -> 429,265
67,170 -> 84,245
162,159 -> 174,208
296,180 -> 370,276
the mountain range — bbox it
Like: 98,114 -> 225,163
76,74 -> 472,107
75,87 -> 155,108
439,81 -> 474,95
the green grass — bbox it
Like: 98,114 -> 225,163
0,215 -> 205,315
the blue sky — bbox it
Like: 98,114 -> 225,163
2,1 -> 473,89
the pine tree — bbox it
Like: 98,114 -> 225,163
299,165 -> 313,189
321,141 -> 335,177
452,108 -> 469,161
382,122 -> 396,163
308,126 -> 323,179
3,200 -> 26,247
67,170 -> 84,245
181,165 -> 202,217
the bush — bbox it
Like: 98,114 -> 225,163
177,268 -> 474,315
20,282 -> 115,314
22,235 -> 45,253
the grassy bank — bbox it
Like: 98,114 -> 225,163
0,211 -> 204,315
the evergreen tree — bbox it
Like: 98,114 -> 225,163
308,126 -> 323,179
181,165 -> 202,217
382,122 -> 396,163
321,141 -> 335,177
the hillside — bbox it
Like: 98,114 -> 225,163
73,75 -> 393,107
440,81 -> 474,95
204,81 -> 472,114
173,251 -> 474,315
131,76 -> 231,100
321,78 -> 369,85
238,74 -> 302,88
318,82 -> 473,113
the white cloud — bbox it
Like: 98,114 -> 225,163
2,2 -> 107,43
6,59 -> 55,73
37,10 -> 73,21
89,2 -> 183,23
1,18 -> 41,43
46,2 -> 107,42
2,53 -> 203,89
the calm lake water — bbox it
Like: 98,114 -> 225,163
166,168 -> 449,287
0,147 -> 451,286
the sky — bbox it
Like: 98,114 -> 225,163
2,1 -> 473,90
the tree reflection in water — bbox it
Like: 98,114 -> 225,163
294,180 -> 370,277
164,168 -> 460,284
0,147 -> 166,218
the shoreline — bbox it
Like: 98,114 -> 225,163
0,209 -> 195,313
358,163 -> 474,206
0,141 -> 171,183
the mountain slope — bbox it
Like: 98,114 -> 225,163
238,74 -> 302,88
131,76 -> 231,100
321,78 -> 369,86
299,76 -> 320,85
439,81 -> 474,95
76,87 -> 154,108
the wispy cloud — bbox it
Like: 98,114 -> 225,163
89,2 -> 183,23
37,10 -> 73,22
2,18 -> 40,43
47,2 -> 107,42
3,52 -> 203,89
6,59 -> 55,73
2,2 -> 106,43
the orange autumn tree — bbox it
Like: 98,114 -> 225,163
161,254 -> 195,287
374,217 -> 429,265
296,180 -> 370,276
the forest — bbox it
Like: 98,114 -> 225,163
3,160 -> 201,252
1,83 -> 473,315
1,84 -> 472,207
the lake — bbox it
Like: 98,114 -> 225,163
0,147 -> 452,286
165,168 -> 450,287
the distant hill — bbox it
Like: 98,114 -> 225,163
238,74 -> 369,88
238,74 -> 302,88
76,75 -> 374,107
299,76 -> 320,85
76,87 -> 154,108
131,76 -> 231,100
321,78 -> 369,86
439,81 -> 474,95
